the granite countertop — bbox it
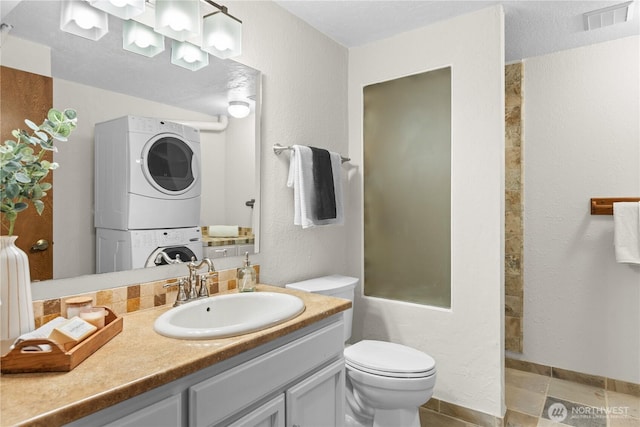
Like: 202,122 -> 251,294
0,285 -> 350,426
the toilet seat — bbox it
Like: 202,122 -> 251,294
346,360 -> 436,379
344,340 -> 436,379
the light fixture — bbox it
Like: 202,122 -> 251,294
155,0 -> 201,42
171,40 -> 209,71
201,6 -> 242,59
60,0 -> 109,41
59,0 -> 243,70
583,1 -> 634,31
227,101 -> 250,119
123,20 -> 165,57
89,0 -> 145,20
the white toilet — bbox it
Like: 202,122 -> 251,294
286,275 -> 436,427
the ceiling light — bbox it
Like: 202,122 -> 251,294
123,20 -> 165,57
171,40 -> 209,71
60,0 -> 108,41
155,0 -> 201,42
202,7 -> 242,59
228,101 -> 250,118
58,0 -> 242,71
89,0 -> 145,20
583,1 -> 634,31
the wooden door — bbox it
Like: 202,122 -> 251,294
0,66 -> 54,281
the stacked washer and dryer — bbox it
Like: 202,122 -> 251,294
94,116 -> 203,273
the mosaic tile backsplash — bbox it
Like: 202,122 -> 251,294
32,265 -> 259,328
505,62 -> 524,353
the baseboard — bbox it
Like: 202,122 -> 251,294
505,357 -> 640,397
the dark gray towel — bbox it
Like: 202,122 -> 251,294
310,147 -> 337,220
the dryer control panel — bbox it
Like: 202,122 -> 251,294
128,116 -> 200,141
131,227 -> 202,249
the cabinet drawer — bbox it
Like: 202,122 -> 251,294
204,245 -> 237,259
189,321 -> 343,427
103,394 -> 183,427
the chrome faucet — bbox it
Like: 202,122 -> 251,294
154,252 -> 182,265
165,257 -> 217,307
187,257 -> 216,300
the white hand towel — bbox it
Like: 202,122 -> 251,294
287,145 -> 315,228
613,202 -> 640,264
287,146 -> 344,229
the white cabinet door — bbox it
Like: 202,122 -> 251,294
286,359 -> 345,427
103,394 -> 183,427
190,321 -> 343,427
226,395 -> 285,427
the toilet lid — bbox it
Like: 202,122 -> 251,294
344,340 -> 436,379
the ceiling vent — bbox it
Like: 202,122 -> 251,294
583,1 -> 635,31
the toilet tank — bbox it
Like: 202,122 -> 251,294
285,275 -> 358,342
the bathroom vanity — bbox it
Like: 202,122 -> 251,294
0,286 -> 350,426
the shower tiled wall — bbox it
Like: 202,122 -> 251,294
32,266 -> 259,327
505,63 -> 524,353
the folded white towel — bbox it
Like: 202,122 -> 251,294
207,225 -> 239,238
287,145 -> 344,229
11,316 -> 67,351
613,202 -> 640,264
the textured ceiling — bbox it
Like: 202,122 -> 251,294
2,1 -> 638,115
275,0 -> 640,62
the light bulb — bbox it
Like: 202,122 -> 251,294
211,34 -> 231,51
74,9 -> 99,30
228,101 -> 250,118
168,12 -> 189,32
134,32 -> 152,48
182,49 -> 198,63
171,40 -> 208,71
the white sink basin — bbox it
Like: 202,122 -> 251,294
153,292 -> 305,340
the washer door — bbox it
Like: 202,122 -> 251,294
142,134 -> 198,195
146,246 -> 198,267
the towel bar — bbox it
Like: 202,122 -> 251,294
590,197 -> 640,215
273,144 -> 350,163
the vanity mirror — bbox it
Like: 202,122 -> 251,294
1,0 -> 261,281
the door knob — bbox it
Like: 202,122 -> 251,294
31,239 -> 49,251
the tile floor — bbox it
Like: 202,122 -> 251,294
505,368 -> 640,427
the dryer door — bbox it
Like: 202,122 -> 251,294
146,246 -> 198,267
143,134 -> 199,195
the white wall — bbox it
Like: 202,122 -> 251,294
200,126 -> 227,226
519,36 -> 640,383
228,1 -> 350,285
224,114 -> 256,227
348,6 -> 505,417
199,115 -> 256,228
0,35 -> 50,76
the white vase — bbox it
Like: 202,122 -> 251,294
0,235 -> 35,341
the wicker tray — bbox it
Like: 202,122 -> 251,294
1,307 -> 123,374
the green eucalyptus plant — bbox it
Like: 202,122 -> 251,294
0,108 -> 78,236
